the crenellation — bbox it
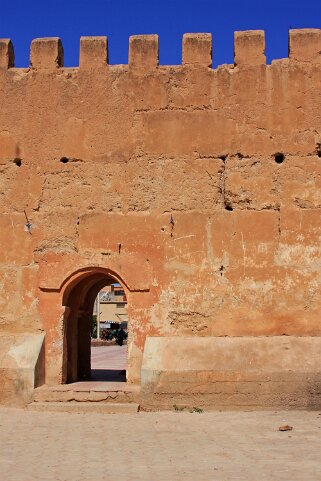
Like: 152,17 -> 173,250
0,39 -> 14,69
79,36 -> 108,69
182,33 -> 212,67
234,30 -> 266,66
0,30 -> 320,73
129,34 -> 158,72
30,37 -> 64,69
289,28 -> 321,62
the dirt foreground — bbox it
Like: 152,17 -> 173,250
0,407 -> 320,480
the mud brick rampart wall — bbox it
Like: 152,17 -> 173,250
0,29 -> 321,398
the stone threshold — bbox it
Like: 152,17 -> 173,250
27,401 -> 140,413
37,381 -> 140,393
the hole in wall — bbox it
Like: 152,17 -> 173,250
60,157 -> 69,164
219,265 -> 225,276
219,155 -> 227,161
316,143 -> 321,157
225,203 -> 233,211
274,153 -> 285,164
236,153 -> 244,159
13,158 -> 22,167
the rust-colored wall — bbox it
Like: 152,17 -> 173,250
0,30 -> 321,385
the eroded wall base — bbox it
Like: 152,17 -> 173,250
0,333 -> 45,405
141,336 -> 321,410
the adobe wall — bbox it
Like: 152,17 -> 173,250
0,29 -> 321,394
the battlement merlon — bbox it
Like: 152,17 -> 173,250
80,36 -> 108,69
30,37 -> 64,69
1,29 -> 321,71
182,34 -> 212,67
234,30 -> 266,66
289,29 -> 321,62
129,35 -> 158,73
0,39 -> 14,68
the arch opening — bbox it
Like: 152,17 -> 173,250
62,270 -> 128,384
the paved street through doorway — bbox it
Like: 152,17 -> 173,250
90,344 -> 127,382
91,345 -> 127,371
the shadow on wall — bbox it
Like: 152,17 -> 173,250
0,333 -> 45,405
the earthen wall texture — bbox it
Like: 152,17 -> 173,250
0,30 -> 321,381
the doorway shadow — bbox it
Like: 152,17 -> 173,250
90,369 -> 127,382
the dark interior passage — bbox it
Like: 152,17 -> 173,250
62,270 -> 128,384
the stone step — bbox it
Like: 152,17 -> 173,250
33,383 -> 141,404
27,402 -> 140,414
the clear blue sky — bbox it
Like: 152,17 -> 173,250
1,0 -> 320,67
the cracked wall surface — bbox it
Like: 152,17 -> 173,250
0,30 -> 321,388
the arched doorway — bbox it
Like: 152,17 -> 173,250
61,268 -> 129,384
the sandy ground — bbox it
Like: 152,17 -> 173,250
1,408 -> 321,481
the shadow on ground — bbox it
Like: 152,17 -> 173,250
90,369 -> 126,382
